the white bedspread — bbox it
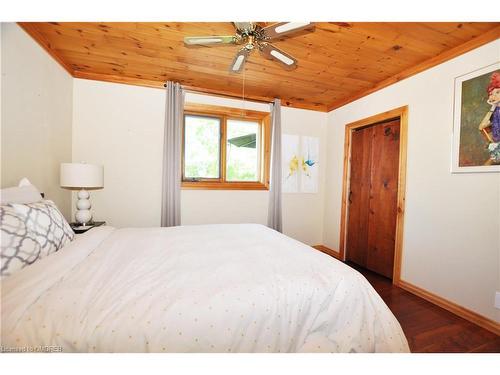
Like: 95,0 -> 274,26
1,224 -> 409,352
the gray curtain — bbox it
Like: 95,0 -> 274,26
161,82 -> 184,227
267,98 -> 283,232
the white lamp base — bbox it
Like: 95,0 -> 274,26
75,189 -> 92,225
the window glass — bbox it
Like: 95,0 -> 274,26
226,119 -> 260,181
183,115 -> 220,179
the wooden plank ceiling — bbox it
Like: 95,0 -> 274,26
19,22 -> 500,112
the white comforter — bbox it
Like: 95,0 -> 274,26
1,224 -> 409,353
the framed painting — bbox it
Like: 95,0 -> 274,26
452,62 -> 500,173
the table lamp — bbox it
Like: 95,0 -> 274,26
60,163 -> 104,225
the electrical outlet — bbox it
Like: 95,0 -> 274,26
495,292 -> 500,310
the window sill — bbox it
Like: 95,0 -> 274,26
181,181 -> 269,191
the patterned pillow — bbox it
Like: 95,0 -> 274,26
0,205 -> 42,277
11,200 -> 75,258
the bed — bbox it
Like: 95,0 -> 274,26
1,223 -> 409,353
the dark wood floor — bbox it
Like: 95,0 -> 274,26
348,262 -> 500,353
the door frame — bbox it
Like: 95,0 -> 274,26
338,106 -> 408,285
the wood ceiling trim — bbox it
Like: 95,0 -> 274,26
327,25 -> 500,111
73,70 -> 164,89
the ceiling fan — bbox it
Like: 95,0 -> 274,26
184,22 -> 315,73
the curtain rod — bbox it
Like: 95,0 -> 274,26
163,82 -> 274,105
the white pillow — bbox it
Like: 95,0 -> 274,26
0,179 -> 43,204
18,177 -> 33,187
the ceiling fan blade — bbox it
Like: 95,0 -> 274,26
229,48 -> 249,73
233,22 -> 254,34
262,22 -> 315,39
184,35 -> 237,46
259,43 -> 297,70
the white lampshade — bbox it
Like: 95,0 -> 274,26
60,163 -> 104,189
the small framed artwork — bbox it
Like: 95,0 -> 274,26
281,134 -> 320,193
452,62 -> 500,173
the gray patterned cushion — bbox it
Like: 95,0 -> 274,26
1,205 -> 42,277
11,200 -> 74,258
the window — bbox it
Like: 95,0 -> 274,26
184,115 -> 220,179
182,103 -> 270,190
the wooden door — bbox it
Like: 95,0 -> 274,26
346,119 -> 400,278
345,126 -> 373,268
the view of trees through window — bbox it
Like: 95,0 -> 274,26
183,115 -> 220,179
183,114 -> 260,182
226,120 -> 259,181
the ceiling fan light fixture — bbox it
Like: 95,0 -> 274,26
185,37 -> 223,45
270,50 -> 294,65
274,22 -> 312,34
232,54 -> 246,71
184,35 -> 237,46
199,38 -> 222,43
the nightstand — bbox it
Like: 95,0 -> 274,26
70,221 -> 106,234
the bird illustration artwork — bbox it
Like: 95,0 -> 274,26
287,153 -> 317,179
303,158 -> 316,167
302,149 -> 316,177
287,155 -> 300,178
302,158 -> 313,177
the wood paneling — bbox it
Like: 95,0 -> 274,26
328,25 -> 500,110
18,22 -> 500,112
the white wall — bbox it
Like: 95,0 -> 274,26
72,80 -> 164,227
1,23 -> 73,218
72,81 -> 327,245
323,40 -> 500,322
